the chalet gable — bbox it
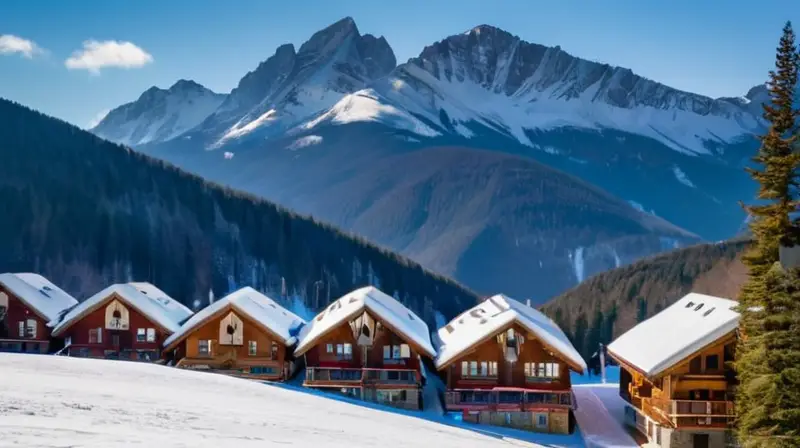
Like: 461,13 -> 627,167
435,294 -> 586,373
0,273 -> 78,322
51,283 -> 192,337
163,287 -> 305,351
294,286 -> 435,359
607,292 -> 740,379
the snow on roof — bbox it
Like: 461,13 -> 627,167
435,294 -> 587,373
50,283 -> 193,335
163,287 -> 305,349
0,273 -> 79,322
607,292 -> 740,378
294,286 -> 435,358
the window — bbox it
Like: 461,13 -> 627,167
25,319 -> 36,338
336,343 -> 352,360
137,328 -> 146,342
271,342 -> 278,360
705,354 -> 719,371
525,362 -> 560,379
326,343 -> 334,353
689,356 -> 702,374
536,414 -> 548,428
383,344 -> 412,360
461,361 -> 468,376
18,321 -> 24,338
89,328 -> 102,344
470,361 -> 478,376
249,341 -> 257,356
251,366 -> 277,375
198,340 -> 211,356
111,334 -> 120,347
146,328 -> 156,343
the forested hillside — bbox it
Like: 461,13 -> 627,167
542,239 -> 750,358
0,98 -> 478,324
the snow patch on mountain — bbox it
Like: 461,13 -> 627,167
672,165 -> 696,188
302,90 -> 440,137
92,80 -> 226,146
287,135 -> 323,151
627,200 -> 656,216
570,246 -> 586,283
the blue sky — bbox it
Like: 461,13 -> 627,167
0,0 -> 797,128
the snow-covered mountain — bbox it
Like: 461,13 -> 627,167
308,25 -> 763,155
190,16 -> 397,148
91,18 -> 769,302
91,80 -> 226,146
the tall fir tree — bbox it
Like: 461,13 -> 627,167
735,21 -> 800,447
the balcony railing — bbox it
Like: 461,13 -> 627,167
644,397 -> 734,428
445,389 -> 574,411
305,367 -> 419,386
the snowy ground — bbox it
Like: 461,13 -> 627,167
0,354 -> 585,447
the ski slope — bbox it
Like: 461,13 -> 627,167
0,354 -> 583,447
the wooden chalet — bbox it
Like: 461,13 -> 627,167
435,294 -> 586,435
162,287 -> 305,380
49,282 -> 192,361
294,286 -> 436,410
607,293 -> 739,448
0,273 -> 78,354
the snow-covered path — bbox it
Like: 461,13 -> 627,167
0,354 -> 582,447
573,385 -> 638,448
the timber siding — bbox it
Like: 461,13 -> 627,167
167,305 -> 291,380
0,285 -> 52,353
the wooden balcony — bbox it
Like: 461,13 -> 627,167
644,397 -> 734,429
445,388 -> 574,412
304,367 -> 420,388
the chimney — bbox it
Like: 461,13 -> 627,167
779,244 -> 800,269
526,298 -> 532,307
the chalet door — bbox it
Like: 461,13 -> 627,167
111,334 -> 120,348
692,434 -> 709,448
504,361 -> 513,386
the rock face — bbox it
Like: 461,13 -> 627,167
90,18 -> 769,302
91,80 -> 225,146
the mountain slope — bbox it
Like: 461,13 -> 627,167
0,97 -> 477,324
92,18 -> 763,301
286,146 -> 700,300
541,238 -> 749,358
91,80 -> 226,146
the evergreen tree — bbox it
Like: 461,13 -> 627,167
735,21 -> 800,447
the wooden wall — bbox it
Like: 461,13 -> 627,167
0,285 -> 51,343
177,308 -> 287,365
443,322 -> 572,391
304,312 -> 422,372
61,293 -> 167,358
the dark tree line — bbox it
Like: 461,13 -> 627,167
0,98 -> 478,326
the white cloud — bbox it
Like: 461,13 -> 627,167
87,109 -> 110,129
65,40 -> 153,74
0,34 -> 44,58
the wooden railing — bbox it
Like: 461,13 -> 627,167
304,367 -> 419,386
644,397 -> 734,428
445,389 -> 573,411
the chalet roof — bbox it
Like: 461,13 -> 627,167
435,294 -> 587,373
607,292 -> 740,378
294,286 -> 435,358
163,287 -> 305,350
50,282 -> 193,335
0,273 -> 79,322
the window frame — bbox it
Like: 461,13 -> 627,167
248,340 -> 257,356
136,328 -> 146,342
146,328 -> 156,343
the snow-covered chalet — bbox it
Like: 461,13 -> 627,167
607,293 -> 739,448
50,282 -> 193,361
162,287 -> 305,380
435,294 -> 586,434
0,273 -> 78,354
294,286 -> 436,410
